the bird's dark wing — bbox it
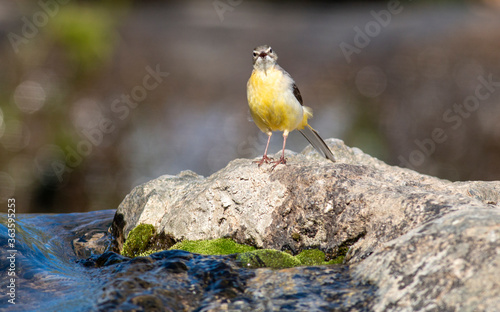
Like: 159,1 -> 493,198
292,83 -> 303,106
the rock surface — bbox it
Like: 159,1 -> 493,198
354,207 -> 500,311
110,138 -> 500,311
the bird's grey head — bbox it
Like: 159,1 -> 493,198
252,45 -> 278,71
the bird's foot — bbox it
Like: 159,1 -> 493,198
254,155 -> 273,167
271,156 -> 287,169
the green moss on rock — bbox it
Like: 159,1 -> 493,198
237,248 -> 341,269
296,249 -> 345,265
136,249 -> 163,258
295,249 -> 328,266
238,249 -> 302,269
327,255 -> 345,265
170,238 -> 256,255
121,224 -> 156,257
121,230 -> 345,268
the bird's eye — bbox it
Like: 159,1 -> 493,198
253,51 -> 258,57
268,48 -> 273,54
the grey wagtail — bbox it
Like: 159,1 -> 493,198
247,45 -> 336,167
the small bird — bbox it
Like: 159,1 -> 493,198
246,45 -> 335,167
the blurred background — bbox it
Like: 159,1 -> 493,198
1,0 -> 500,213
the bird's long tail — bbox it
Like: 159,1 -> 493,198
299,125 -> 335,162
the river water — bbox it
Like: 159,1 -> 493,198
0,210 -> 115,311
0,210 -> 375,311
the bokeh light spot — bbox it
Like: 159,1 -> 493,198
71,98 -> 102,130
355,66 -> 387,98
14,80 -> 47,114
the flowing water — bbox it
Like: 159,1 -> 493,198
0,210 -> 375,311
0,210 -> 115,311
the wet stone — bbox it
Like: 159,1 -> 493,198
82,250 -> 374,311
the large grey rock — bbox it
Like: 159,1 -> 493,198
354,207 -> 500,311
110,138 -> 500,310
111,139 -> 497,261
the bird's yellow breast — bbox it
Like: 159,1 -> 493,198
247,67 -> 307,134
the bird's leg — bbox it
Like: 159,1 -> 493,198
254,133 -> 273,166
272,131 -> 288,169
